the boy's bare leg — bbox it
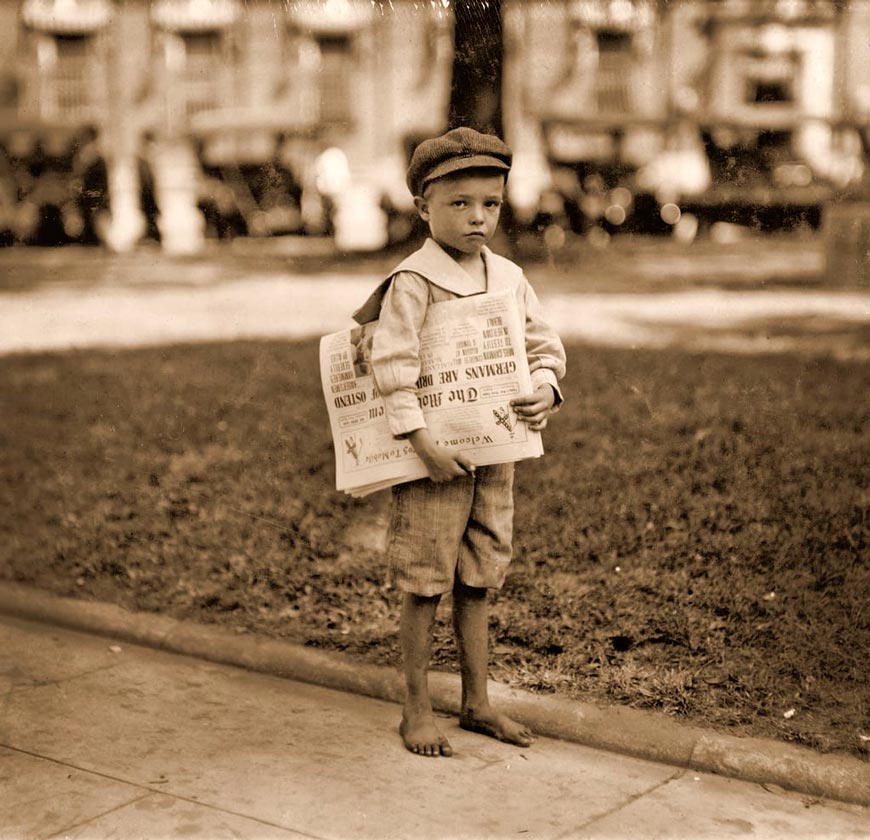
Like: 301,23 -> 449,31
399,592 -> 453,757
452,581 -> 535,747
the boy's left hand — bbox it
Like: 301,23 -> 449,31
511,385 -> 556,431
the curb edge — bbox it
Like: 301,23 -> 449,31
1,582 -> 867,807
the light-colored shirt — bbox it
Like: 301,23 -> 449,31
354,238 -> 567,438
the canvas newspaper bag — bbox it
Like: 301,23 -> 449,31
320,289 -> 543,496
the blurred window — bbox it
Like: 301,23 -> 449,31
181,31 -> 223,118
750,80 -> 793,104
55,35 -> 90,116
317,35 -> 352,126
738,51 -> 798,109
595,31 -> 632,114
37,33 -> 100,122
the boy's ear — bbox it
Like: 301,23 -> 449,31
413,195 -> 430,221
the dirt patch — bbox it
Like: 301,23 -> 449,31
0,339 -> 867,758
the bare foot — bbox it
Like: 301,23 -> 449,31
460,706 -> 535,747
400,710 -> 454,757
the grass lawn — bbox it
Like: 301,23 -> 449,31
0,339 -> 867,758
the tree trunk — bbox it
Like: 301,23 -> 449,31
448,0 -> 503,136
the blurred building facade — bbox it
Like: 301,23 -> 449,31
505,0 -> 870,236
0,0 -> 869,251
0,0 -> 453,251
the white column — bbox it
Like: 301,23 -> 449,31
151,139 -> 205,255
502,2 -> 551,224
332,18 -> 388,251
101,157 -> 146,252
100,13 -> 145,252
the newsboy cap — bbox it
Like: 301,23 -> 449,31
407,127 -> 512,197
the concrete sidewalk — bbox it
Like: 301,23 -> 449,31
2,615 -> 868,840
0,248 -> 868,359
1,273 -> 867,359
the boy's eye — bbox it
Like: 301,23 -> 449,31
486,200 -> 502,208
452,200 -> 466,208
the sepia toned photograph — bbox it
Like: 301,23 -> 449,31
0,1 -> 868,838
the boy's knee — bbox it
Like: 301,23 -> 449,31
452,580 -> 487,600
405,591 -> 442,608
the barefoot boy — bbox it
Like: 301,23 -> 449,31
353,127 -> 566,757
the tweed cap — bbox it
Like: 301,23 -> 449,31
407,127 -> 512,197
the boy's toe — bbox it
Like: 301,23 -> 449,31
400,713 -> 452,757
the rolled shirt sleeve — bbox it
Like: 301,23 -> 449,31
523,278 -> 567,408
371,272 -> 430,437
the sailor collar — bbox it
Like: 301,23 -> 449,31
352,238 -> 520,324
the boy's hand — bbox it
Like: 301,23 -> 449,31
422,447 -> 476,483
511,385 -> 556,431
408,429 -> 475,483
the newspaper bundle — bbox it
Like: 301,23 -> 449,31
319,290 -> 543,496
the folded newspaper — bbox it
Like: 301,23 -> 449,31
319,290 -> 543,497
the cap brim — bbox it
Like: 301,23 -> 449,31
420,154 -> 510,192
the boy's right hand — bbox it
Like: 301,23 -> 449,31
408,429 -> 475,483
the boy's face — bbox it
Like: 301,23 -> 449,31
414,172 -> 505,255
